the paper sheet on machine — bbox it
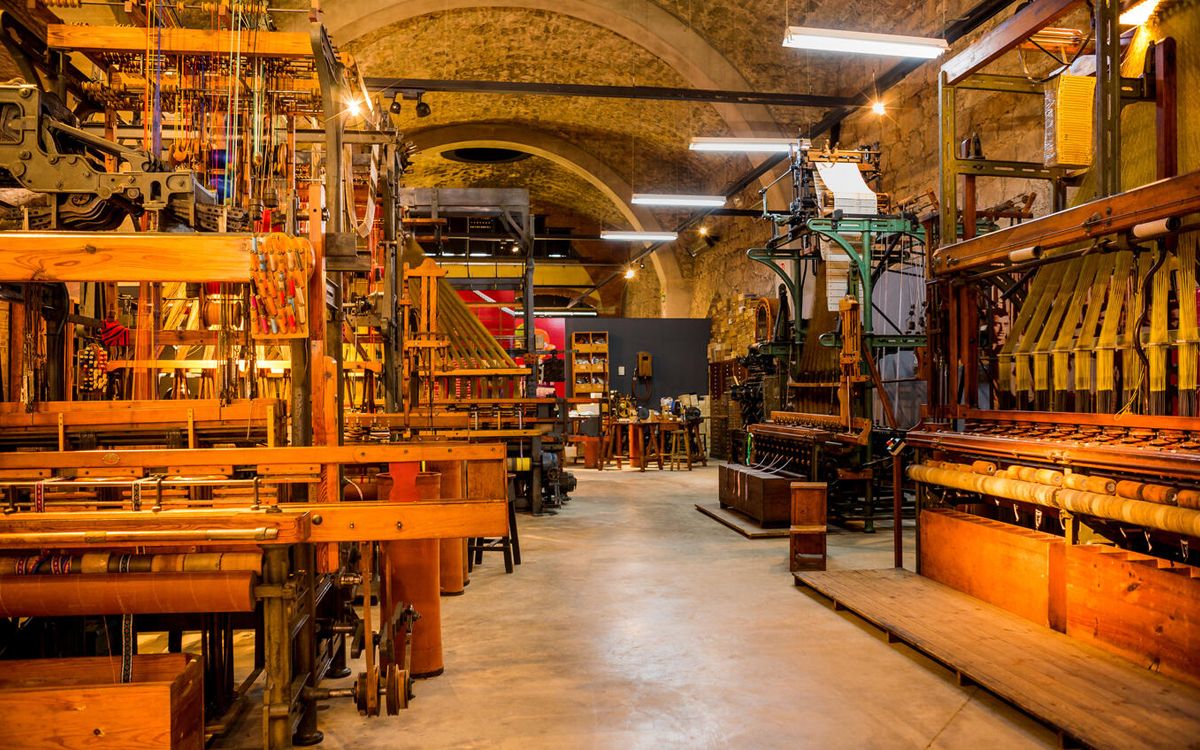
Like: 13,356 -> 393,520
814,161 -> 877,216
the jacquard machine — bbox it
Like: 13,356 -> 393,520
733,139 -> 927,533
910,0 -> 1200,602
0,3 -> 514,748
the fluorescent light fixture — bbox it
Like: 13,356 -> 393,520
632,193 -> 727,208
468,252 -> 490,257
783,26 -> 948,58
690,137 -> 795,153
601,231 -> 679,242
1119,0 -> 1158,25
534,310 -> 598,317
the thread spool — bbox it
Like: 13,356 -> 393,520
1176,490 -> 1200,510
1131,216 -> 1180,240
0,572 -> 255,616
1063,474 -> 1117,495
1008,245 -> 1042,263
971,460 -> 997,475
1115,480 -> 1179,506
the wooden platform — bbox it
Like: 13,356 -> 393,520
694,504 -> 789,539
795,568 -> 1200,750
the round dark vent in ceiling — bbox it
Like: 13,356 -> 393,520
442,147 -> 531,164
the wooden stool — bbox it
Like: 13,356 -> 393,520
599,419 -> 625,470
639,423 -> 664,471
468,475 -> 521,574
668,429 -> 692,471
687,421 -> 708,467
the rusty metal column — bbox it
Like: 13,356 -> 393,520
261,546 -> 291,750
1094,0 -> 1121,198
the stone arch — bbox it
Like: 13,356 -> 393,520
323,0 -> 787,179
408,123 -> 691,317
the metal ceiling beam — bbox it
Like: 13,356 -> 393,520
366,77 -> 855,109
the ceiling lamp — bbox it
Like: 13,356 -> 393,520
624,266 -> 637,280
1119,0 -> 1159,25
783,26 -> 948,59
601,231 -> 678,242
689,137 -> 795,153
632,194 -> 727,208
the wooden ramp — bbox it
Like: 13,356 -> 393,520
796,568 -> 1200,750
694,504 -> 789,539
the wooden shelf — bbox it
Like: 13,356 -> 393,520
571,331 -> 609,398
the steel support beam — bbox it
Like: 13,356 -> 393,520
366,77 -> 853,109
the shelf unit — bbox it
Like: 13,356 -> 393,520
571,331 -> 609,397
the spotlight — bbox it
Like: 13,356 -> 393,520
346,98 -> 362,117
699,226 -> 709,237
415,95 -> 431,118
624,266 -> 636,280
389,97 -> 402,115
871,100 -> 886,115
510,242 -> 521,254
639,260 -> 645,270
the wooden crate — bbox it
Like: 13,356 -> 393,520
919,508 -> 1065,630
1066,545 -> 1200,688
718,464 -> 791,525
0,653 -> 203,749
789,482 -> 827,571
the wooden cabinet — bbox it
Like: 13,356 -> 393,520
571,331 -> 609,397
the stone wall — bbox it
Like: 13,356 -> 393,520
679,4 -> 1165,362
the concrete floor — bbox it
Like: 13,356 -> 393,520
222,463 -> 1056,749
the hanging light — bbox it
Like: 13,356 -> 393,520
601,231 -> 678,242
632,193 -> 727,208
1119,0 -> 1159,25
690,137 -> 795,154
783,26 -> 948,58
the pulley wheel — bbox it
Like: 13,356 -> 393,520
385,664 -> 407,715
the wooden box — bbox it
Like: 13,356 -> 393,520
919,508 -> 1065,629
789,482 -> 827,571
0,653 -> 203,749
718,464 -> 791,525
1066,545 -> 1200,688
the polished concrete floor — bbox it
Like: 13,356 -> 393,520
223,463 -> 1056,749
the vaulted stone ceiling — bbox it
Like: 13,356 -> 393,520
308,0 -> 979,312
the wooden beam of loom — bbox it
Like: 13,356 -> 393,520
0,500 -> 508,548
46,25 -> 313,59
0,398 -> 280,429
941,0 -> 1083,86
0,443 -> 504,471
933,171 -> 1200,274
0,233 -> 255,283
